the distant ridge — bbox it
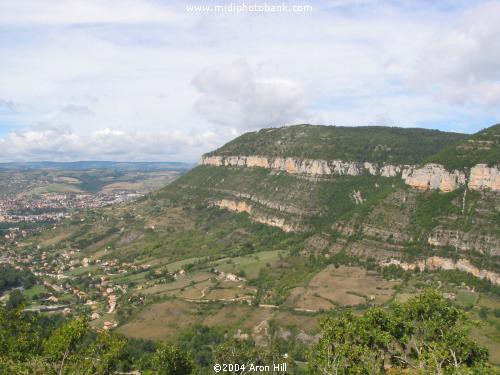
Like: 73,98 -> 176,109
0,161 -> 195,172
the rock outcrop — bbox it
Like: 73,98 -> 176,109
468,164 -> 500,191
217,199 -> 252,215
380,164 -> 402,177
402,164 -> 466,192
428,228 -> 500,256
201,155 -> 408,178
201,155 -> 499,192
212,199 -> 300,232
201,155 -> 396,177
381,256 -> 499,285
201,155 -> 224,166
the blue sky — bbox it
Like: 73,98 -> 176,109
0,0 -> 499,161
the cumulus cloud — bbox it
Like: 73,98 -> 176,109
0,125 -> 218,162
412,1 -> 500,106
192,60 -> 308,130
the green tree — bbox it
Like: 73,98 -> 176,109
395,289 -> 488,371
0,305 -> 43,362
151,344 -> 194,375
84,332 -> 127,375
308,309 -> 390,374
6,289 -> 25,309
44,318 -> 88,375
309,290 -> 490,374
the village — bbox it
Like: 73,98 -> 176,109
0,191 -> 143,224
0,237 -> 248,332
1,240 -> 150,331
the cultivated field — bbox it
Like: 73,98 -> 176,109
286,265 -> 399,310
117,299 -> 198,340
118,299 -> 320,342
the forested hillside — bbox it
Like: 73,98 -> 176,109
206,125 -> 467,164
426,124 -> 500,169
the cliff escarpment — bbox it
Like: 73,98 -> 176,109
210,198 -> 302,232
201,155 -> 499,192
381,257 -> 499,285
172,124 -> 500,282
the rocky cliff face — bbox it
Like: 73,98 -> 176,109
216,199 -> 253,215
382,256 -> 500,285
197,152 -> 499,282
201,155 -> 394,177
428,228 -> 500,257
402,164 -> 466,192
201,155 -> 500,192
469,164 -> 500,191
212,199 -> 300,232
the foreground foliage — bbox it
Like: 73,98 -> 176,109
0,264 -> 36,293
0,289 -> 497,374
309,290 -> 494,374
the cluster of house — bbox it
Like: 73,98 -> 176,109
0,243 -> 145,331
0,191 -> 144,226
214,269 -> 245,282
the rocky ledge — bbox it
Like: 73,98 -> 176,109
210,198 -> 301,232
469,164 -> 500,191
381,256 -> 499,285
201,155 -> 500,192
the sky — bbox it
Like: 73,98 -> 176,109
0,0 -> 499,162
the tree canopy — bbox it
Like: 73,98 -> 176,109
0,289 -> 497,374
309,289 -> 492,374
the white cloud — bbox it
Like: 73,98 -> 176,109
0,0 -> 184,26
192,60 -> 308,130
412,1 -> 500,106
0,125 -> 218,162
1,0 -> 499,161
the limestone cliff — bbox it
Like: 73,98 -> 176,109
212,199 -> 300,232
216,199 -> 253,215
382,257 -> 499,285
428,228 -> 500,257
201,155 -> 224,166
201,155 -> 403,177
468,164 -> 500,191
201,155 -> 500,192
402,164 -> 466,192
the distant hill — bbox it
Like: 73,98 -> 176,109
0,161 -> 195,172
